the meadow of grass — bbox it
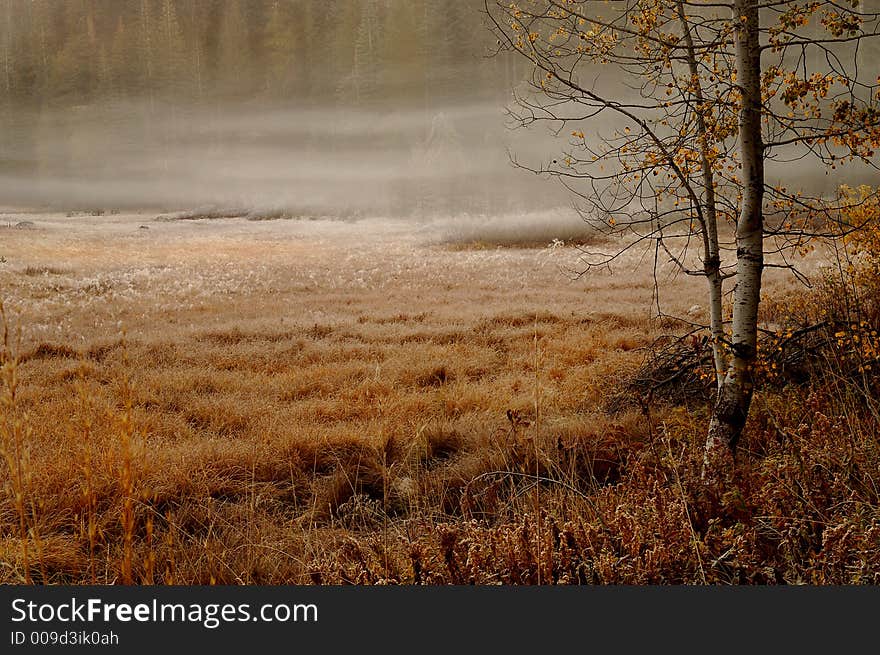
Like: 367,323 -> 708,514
0,210 -> 877,584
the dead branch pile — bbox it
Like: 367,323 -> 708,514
605,332 -> 715,412
607,321 -> 878,412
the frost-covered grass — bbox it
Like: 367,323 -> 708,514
2,211 -> 873,585
432,208 -> 607,249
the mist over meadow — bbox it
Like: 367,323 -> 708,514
0,0 -> 572,216
1,0 -> 879,591
0,0 -> 872,216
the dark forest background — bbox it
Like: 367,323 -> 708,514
0,0 -> 519,108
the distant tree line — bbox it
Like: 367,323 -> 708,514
0,0 -> 522,108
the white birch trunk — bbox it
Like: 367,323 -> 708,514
676,1 -> 728,385
705,0 -> 764,467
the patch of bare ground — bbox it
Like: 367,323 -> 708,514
0,212 -> 876,584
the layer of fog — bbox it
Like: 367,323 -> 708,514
0,100 -> 571,218
0,97 -> 872,224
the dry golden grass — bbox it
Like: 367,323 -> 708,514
0,212 -> 876,584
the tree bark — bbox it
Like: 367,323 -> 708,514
705,0 -> 764,469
